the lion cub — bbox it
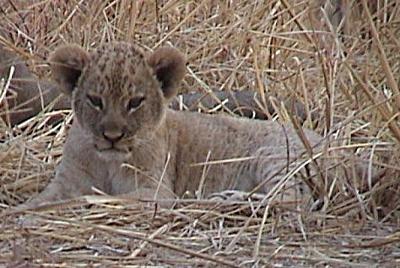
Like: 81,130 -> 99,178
20,42 -> 371,208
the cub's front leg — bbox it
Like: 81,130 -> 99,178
13,162 -> 101,226
110,166 -> 177,208
17,161 -> 99,209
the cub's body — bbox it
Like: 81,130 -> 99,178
18,42 -> 370,208
54,110 -> 321,202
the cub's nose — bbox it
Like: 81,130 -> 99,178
103,130 -> 125,143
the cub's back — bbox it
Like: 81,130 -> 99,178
167,109 -> 323,197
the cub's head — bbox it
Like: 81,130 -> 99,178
49,42 -> 185,158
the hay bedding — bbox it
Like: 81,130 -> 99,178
0,0 -> 399,266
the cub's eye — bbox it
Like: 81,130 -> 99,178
127,96 -> 145,112
87,94 -> 103,110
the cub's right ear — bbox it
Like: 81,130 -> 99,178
49,44 -> 89,96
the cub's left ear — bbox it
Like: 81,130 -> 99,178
147,47 -> 186,99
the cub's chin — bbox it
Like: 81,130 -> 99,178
96,148 -> 131,161
94,142 -> 131,161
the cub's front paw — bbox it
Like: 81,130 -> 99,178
12,203 -> 45,227
207,190 -> 266,202
17,214 -> 42,227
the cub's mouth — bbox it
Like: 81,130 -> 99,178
93,139 -> 130,158
95,146 -> 131,160
96,146 -> 126,153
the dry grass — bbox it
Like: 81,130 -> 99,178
0,0 -> 399,266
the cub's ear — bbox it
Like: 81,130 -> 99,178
147,47 -> 186,99
49,44 -> 89,96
